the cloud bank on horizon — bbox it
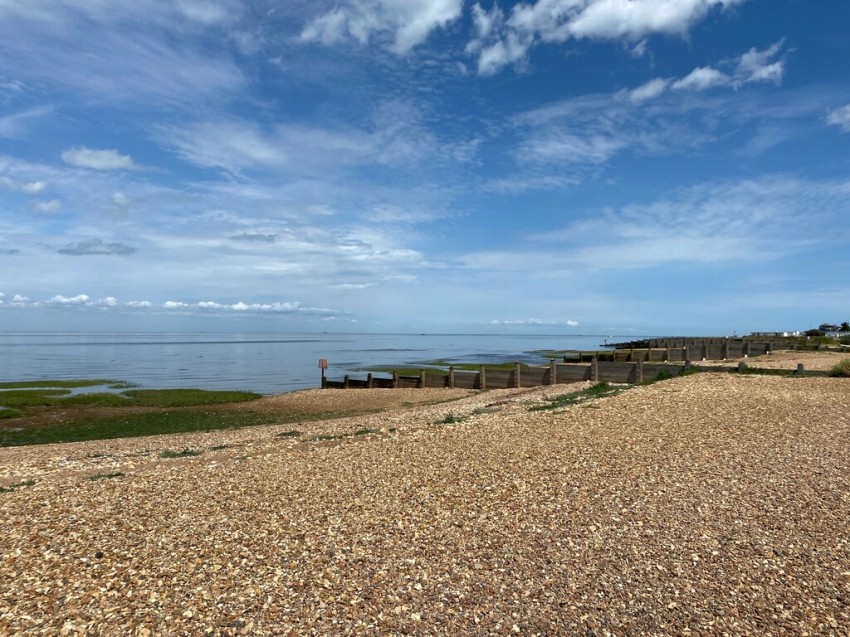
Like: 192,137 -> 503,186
1,0 -> 849,334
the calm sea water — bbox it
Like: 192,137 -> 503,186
0,332 -> 629,395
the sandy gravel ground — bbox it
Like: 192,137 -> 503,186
1,374 -> 849,636
695,349 -> 849,372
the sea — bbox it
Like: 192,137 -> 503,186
0,332 -> 635,395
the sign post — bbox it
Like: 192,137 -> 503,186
318,358 -> 328,388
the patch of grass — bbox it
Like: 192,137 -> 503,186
277,429 -> 302,438
471,406 -> 500,415
830,359 -> 850,377
121,388 -> 261,408
0,389 -> 72,410
87,472 -> 124,481
0,479 -> 36,493
209,444 -> 232,451
640,370 -> 674,385
0,410 -> 278,447
529,349 -> 580,359
307,433 -> 344,442
0,384 -> 261,415
352,428 -> 379,436
529,382 -> 622,412
159,448 -> 203,458
57,393 -> 132,408
0,408 -> 22,419
365,367 -> 431,376
436,412 -> 463,424
732,366 -> 795,377
0,379 -> 122,390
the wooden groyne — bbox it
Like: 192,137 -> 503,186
323,337 -> 834,390
324,360 -> 692,390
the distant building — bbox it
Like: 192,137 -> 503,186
750,331 -> 801,338
819,323 -> 841,333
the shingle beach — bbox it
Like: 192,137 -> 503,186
2,357 -> 849,636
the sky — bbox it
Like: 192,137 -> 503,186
1,0 -> 849,335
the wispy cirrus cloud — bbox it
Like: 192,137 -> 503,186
0,0 -> 247,104
523,176 -> 850,270
0,106 -> 53,138
160,101 -> 443,177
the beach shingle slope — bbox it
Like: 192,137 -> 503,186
1,372 -> 849,636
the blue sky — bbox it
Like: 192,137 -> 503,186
1,0 -> 849,335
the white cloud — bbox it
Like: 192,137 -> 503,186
162,299 -> 341,315
0,176 -> 47,194
490,318 -> 560,326
629,77 -> 670,103
627,41 -> 784,103
126,300 -> 153,308
11,294 -> 30,306
826,104 -> 850,133
22,181 -> 48,194
672,66 -> 729,91
92,296 -> 118,307
736,39 -> 785,85
300,0 -> 463,54
112,192 -> 130,207
62,147 -> 137,171
47,294 -> 90,305
329,283 -> 377,290
35,199 -> 62,213
466,0 -> 746,75
505,42 -> 790,175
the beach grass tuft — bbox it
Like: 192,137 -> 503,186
277,429 -> 302,438
529,382 -> 622,411
159,448 -> 203,459
0,479 -> 36,493
87,472 -> 125,481
830,358 -> 850,377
